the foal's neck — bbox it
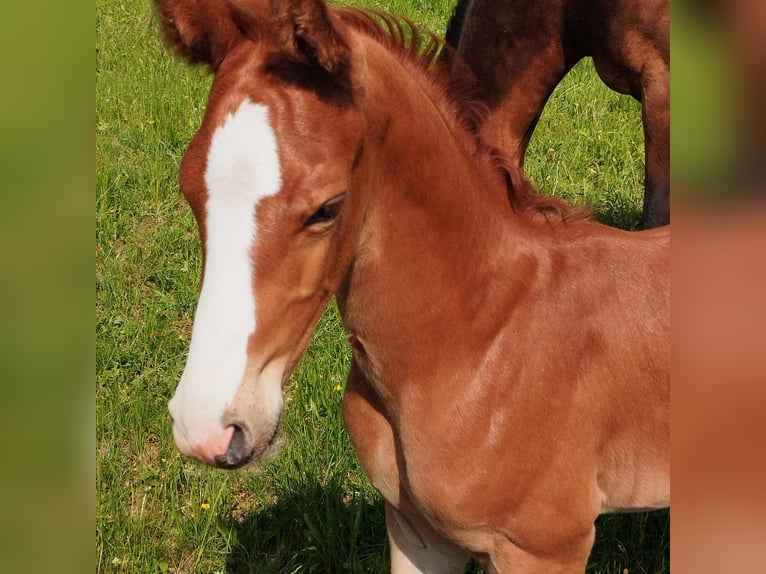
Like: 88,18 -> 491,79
339,38 -> 536,384
356,38 -> 522,249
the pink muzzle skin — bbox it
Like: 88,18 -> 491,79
172,424 -> 235,467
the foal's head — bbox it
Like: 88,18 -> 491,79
158,0 -> 370,467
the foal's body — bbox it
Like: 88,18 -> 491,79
156,1 -> 670,571
336,41 -> 669,568
446,0 -> 671,228
338,82 -> 670,564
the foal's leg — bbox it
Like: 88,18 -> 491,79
386,501 -> 468,573
342,361 -> 468,573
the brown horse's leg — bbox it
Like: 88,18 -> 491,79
470,53 -> 575,172
591,10 -> 670,229
481,62 -> 571,172
452,0 -> 577,170
641,63 -> 670,228
342,361 -> 468,573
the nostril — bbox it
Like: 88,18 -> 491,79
224,424 -> 250,467
214,420 -> 282,469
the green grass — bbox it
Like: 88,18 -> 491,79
96,0 -> 666,572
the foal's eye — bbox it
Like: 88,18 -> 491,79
304,194 -> 345,227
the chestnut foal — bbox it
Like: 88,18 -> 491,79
156,0 -> 670,571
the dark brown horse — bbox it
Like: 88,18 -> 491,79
155,0 -> 670,571
445,0 -> 670,228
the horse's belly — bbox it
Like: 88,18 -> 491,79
599,463 -> 670,512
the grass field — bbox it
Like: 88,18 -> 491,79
96,0 -> 667,571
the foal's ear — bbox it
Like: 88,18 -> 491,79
271,0 -> 351,75
154,0 -> 264,70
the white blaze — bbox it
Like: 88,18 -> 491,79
169,99 -> 281,447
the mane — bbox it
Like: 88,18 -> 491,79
333,8 -> 589,226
